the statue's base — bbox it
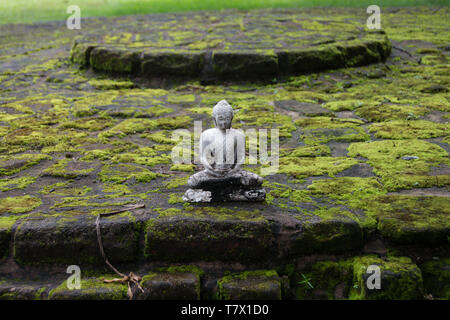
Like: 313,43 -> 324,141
183,188 -> 266,202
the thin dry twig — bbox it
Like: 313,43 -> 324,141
96,203 -> 146,299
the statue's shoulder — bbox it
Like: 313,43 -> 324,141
200,128 -> 219,139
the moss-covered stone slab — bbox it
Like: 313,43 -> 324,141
294,255 -> 424,300
290,218 -> 365,256
294,259 -> 353,300
68,10 -> 391,79
0,154 -> 51,176
217,270 -> 282,300
365,195 -> 449,245
135,271 -> 200,300
41,159 -> 99,179
48,277 -> 127,300
274,101 -> 333,117
0,280 -> 49,300
143,207 -> 368,263
141,50 -> 205,76
348,140 -> 450,191
212,50 -> 279,77
0,216 -> 24,261
13,213 -> 139,265
90,47 -> 141,74
350,255 -> 423,300
0,195 -> 41,214
420,258 -> 450,300
144,208 -> 275,263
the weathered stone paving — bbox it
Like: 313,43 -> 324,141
0,7 -> 449,300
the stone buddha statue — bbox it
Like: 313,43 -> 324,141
183,100 -> 265,202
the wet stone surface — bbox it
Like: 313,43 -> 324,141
0,7 -> 449,300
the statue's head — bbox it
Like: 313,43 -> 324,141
212,100 -> 233,130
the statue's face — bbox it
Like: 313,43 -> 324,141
214,112 -> 233,130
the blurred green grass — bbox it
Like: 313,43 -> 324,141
0,0 -> 448,24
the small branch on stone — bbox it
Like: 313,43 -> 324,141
96,203 -> 146,299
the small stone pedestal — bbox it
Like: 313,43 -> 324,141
183,175 -> 266,202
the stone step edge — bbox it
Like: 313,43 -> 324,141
1,209 -> 447,266
2,254 -> 444,300
0,269 -> 284,300
70,33 -> 391,78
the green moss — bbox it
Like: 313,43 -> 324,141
39,182 -> 91,196
102,183 -> 132,194
0,176 -> 36,191
167,94 -> 196,104
153,206 -> 264,223
0,215 -> 28,230
217,270 -> 280,300
307,177 -> 386,210
419,94 -> 449,112
161,265 -> 205,278
1,127 -> 88,151
295,255 -> 424,300
48,277 -> 128,300
295,260 -> 352,300
39,181 -> 71,194
170,164 -> 195,172
59,117 -> 117,131
98,163 -> 163,183
234,109 -> 296,138
111,150 -> 171,167
364,195 -> 449,244
100,115 -> 191,138
308,206 -> 376,232
139,272 -> 158,284
187,38 -> 222,50
263,180 -> 313,210
42,159 -> 96,179
88,79 -> 135,90
164,175 -> 189,189
323,100 -> 363,111
355,104 -> 429,122
187,107 -> 212,115
282,144 -> 331,157
71,91 -> 118,117
349,255 -> 423,300
295,117 -> 369,144
0,154 -> 51,176
221,270 -> 278,282
0,195 -> 41,214
416,48 -> 441,54
348,140 -> 450,191
34,287 -> 47,300
168,193 -> 183,204
0,112 -> 29,122
141,130 -> 176,144
368,120 -> 448,139
420,258 -> 450,299
51,194 -> 136,209
278,156 -> 358,178
105,105 -> 173,118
